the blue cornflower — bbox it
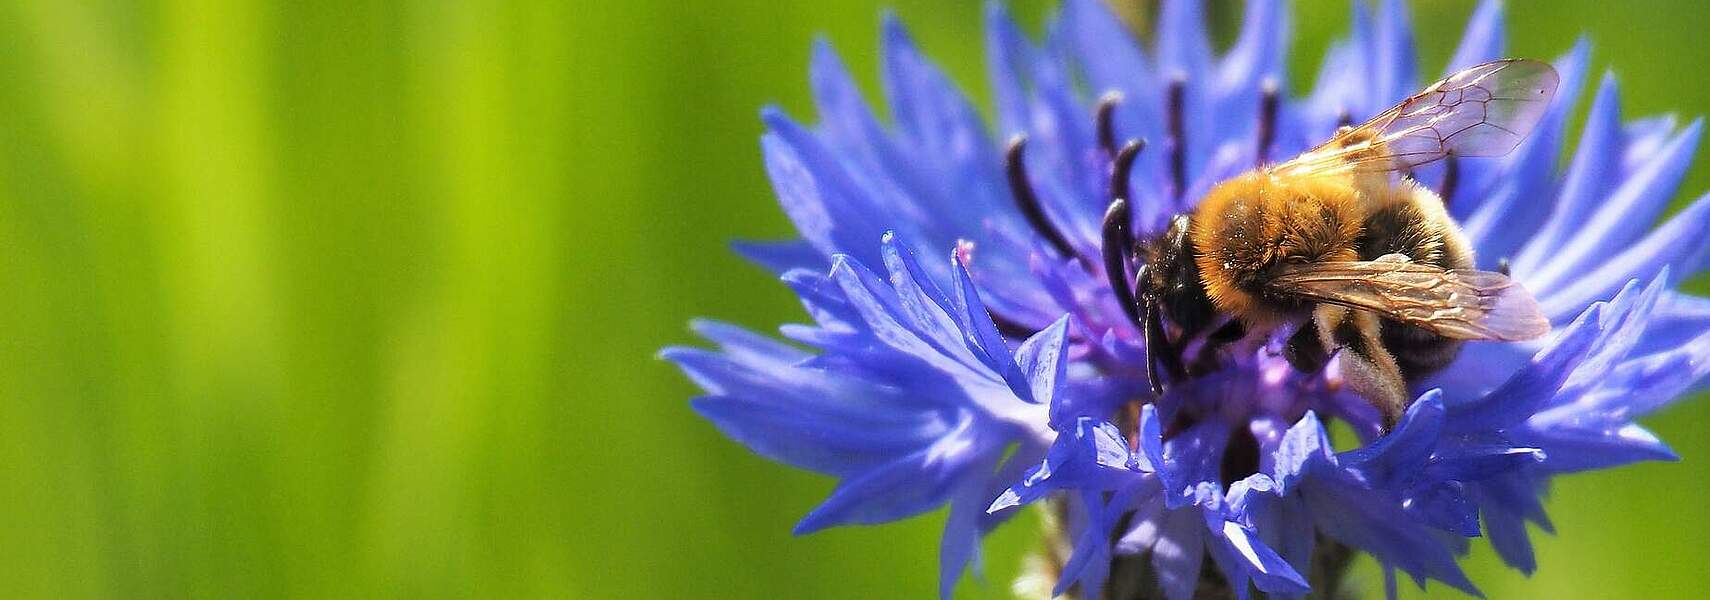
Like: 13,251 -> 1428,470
664,1 -> 1710,598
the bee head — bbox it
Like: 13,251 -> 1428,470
1142,215 -> 1215,335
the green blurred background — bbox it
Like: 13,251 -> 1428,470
0,0 -> 1705,598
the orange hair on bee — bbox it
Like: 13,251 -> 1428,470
1189,171 -> 1365,326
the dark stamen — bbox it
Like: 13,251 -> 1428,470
1337,109 -> 1354,130
1102,198 -> 1139,326
990,311 -> 1041,339
1440,156 -> 1460,207
1256,80 -> 1279,166
1095,91 -> 1123,159
1005,135 -> 1079,260
1109,139 -> 1145,205
1498,257 -> 1512,276
1166,77 -> 1187,201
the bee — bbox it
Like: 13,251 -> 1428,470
1136,59 -> 1559,430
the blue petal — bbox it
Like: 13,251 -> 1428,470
811,42 -> 989,263
692,319 -> 810,366
990,417 -> 1142,512
1307,36 -> 1362,123
1152,507 -> 1206,600
1309,481 -> 1479,596
1055,481 -> 1152,597
1052,491 -> 1111,597
938,454 -> 1002,600
1137,403 -> 1165,473
778,268 -> 863,343
1482,502 -> 1536,575
1512,70 -> 1622,277
1485,470 -> 1554,531
983,3 -> 1032,137
879,17 -> 1017,239
1209,0 -> 1287,154
1216,520 -> 1310,594
1423,446 -> 1544,482
760,116 -> 894,267
1593,329 -> 1710,415
1532,118 -> 1702,297
688,392 -> 936,475
1448,301 -> 1605,432
1219,0 -> 1288,94
1340,391 -> 1445,489
732,239 -> 823,274
671,333 -> 948,475
795,416 -> 989,534
1370,0 -> 1418,107
828,253 -> 995,382
1271,412 -> 1334,493
1459,83 -> 1566,267
1554,273 -> 1667,402
1470,472 -> 1553,573
949,249 -> 1022,380
1541,190 -> 1710,316
1014,316 -> 1071,404
1462,41 -> 1588,262
879,234 -> 994,373
1401,481 -> 1482,537
1523,423 -> 1677,474
1056,0 -> 1161,140
1245,483 -> 1315,589
1633,291 -> 1710,357
1156,0 -> 1211,77
1444,0 -> 1503,73
809,39 -> 893,186
1156,0 -> 1214,179
1159,419 -> 1232,506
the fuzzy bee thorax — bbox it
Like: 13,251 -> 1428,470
1189,171 -> 1365,326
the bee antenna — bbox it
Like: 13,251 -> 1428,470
1109,139 -> 1145,205
1095,91 -> 1124,159
1166,77 -> 1188,203
1101,198 -> 1139,326
1256,79 -> 1279,167
1004,135 -> 1080,261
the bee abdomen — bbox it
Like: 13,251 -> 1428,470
1380,321 -> 1463,380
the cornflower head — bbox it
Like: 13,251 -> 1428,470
664,1 -> 1710,597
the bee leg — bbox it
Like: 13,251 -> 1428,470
1284,321 -> 1329,374
1142,299 -> 1188,397
1135,263 -> 1188,398
1315,305 -> 1408,431
1189,319 -> 1246,375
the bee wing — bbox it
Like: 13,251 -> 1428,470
1275,59 -> 1559,176
1269,258 -> 1551,341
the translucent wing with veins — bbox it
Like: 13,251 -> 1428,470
1269,257 -> 1551,342
1275,59 -> 1559,176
